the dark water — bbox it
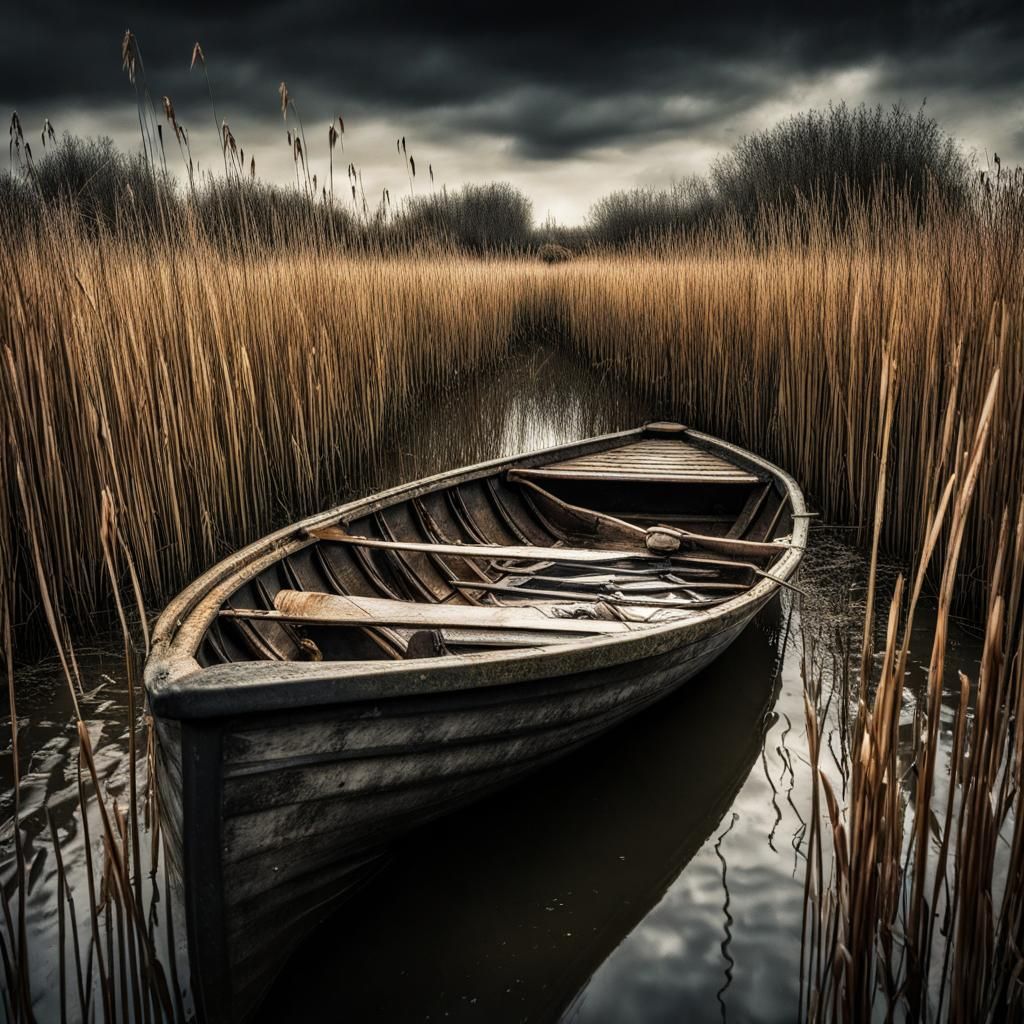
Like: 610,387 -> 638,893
2,346 -> 984,1022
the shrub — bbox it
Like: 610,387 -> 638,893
586,178 -> 715,245
29,134 -> 175,230
537,242 -> 573,264
710,102 -> 971,218
394,183 -> 533,252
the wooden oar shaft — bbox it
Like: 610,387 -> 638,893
450,579 -> 715,609
308,526 -> 789,567
309,527 -> 660,565
507,472 -> 789,559
226,590 -> 637,634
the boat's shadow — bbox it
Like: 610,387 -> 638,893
256,605 -> 786,1023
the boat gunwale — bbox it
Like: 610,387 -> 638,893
145,426 -> 808,720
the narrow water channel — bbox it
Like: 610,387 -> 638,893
1,345 -> 983,1022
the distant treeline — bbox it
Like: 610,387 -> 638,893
1,103 -> 1009,252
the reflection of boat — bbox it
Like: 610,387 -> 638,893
144,423 -> 807,1021
257,612 -> 785,1022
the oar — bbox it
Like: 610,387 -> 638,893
507,473 -> 792,560
307,527 -> 804,593
449,579 -> 726,609
223,590 -> 636,634
308,527 -> 672,566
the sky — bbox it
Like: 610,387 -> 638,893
3,2 -> 1023,223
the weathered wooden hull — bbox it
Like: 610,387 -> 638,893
156,606 -> 763,1019
145,425 -> 808,1021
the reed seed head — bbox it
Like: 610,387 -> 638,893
121,30 -> 138,83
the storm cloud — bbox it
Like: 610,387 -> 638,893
3,1 -> 1023,221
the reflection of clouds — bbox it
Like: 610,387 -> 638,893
576,848 -> 807,1022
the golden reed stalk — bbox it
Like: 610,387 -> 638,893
3,188 -> 1021,648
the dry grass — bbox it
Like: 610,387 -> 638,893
801,365 -> 1024,1020
555,188 -> 1024,610
1,181 -> 1023,1020
1,210 -> 528,642
2,186 -> 1022,649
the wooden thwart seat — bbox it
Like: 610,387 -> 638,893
514,439 -> 762,485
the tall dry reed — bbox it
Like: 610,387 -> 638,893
0,208 -> 526,647
801,362 -> 1024,1020
2,184 -> 1022,651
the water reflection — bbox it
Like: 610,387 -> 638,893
353,345 -> 658,500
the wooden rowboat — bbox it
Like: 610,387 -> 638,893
144,422 -> 808,1021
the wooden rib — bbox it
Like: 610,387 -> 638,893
348,539 -> 407,601
445,488 -> 489,544
202,622 -> 233,665
762,490 -> 791,542
223,613 -> 286,662
223,591 -> 637,635
373,511 -> 449,603
484,476 -> 559,546
483,477 -> 534,544
310,543 -> 405,661
727,484 -> 771,539
251,576 -> 302,659
456,481 -> 521,547
517,483 -> 569,541
275,558 -> 331,652
409,498 -> 489,596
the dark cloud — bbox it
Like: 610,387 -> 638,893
3,2 -> 1022,157
3,2 -> 1023,219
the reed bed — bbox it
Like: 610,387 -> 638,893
3,185 -> 1023,652
0,210 -> 529,646
554,188 -> 1024,610
2,183 -> 1023,1020
801,363 -> 1024,1020
3,186 -> 1023,648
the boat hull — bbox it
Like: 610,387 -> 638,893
155,594 -> 768,1021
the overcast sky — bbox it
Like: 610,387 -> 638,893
4,2 -> 1023,223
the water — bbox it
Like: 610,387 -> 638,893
1,346 -> 984,1022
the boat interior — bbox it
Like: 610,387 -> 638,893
197,431 -> 795,668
